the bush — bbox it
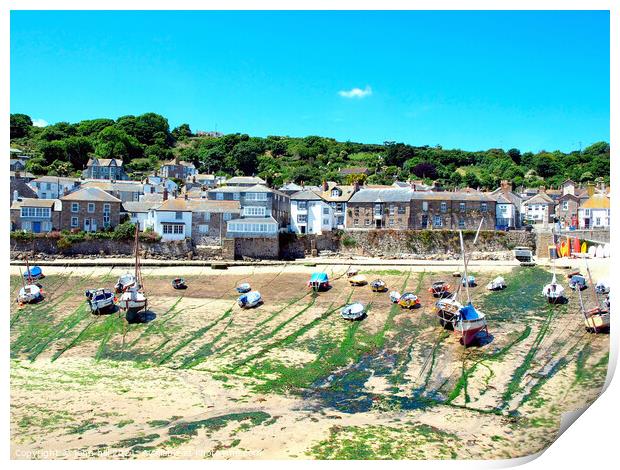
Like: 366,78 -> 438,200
10,231 -> 34,242
341,235 -> 357,248
111,221 -> 137,241
57,236 -> 72,251
139,230 -> 161,243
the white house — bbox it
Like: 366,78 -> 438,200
289,190 -> 334,234
492,193 -> 517,229
143,175 -> 178,195
29,176 -> 80,199
123,201 -> 162,231
522,192 -> 556,224
577,193 -> 610,229
146,197 -> 192,241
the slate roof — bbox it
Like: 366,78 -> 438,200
11,198 -> 58,209
523,193 -> 556,205
61,187 -> 121,203
82,179 -> 144,193
32,176 -> 79,185
349,188 -> 414,203
224,176 -> 266,186
290,190 -> 322,201
317,182 -> 357,202
122,201 -> 162,213
188,200 -> 242,213
86,157 -> 124,167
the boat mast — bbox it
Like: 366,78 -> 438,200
24,255 -> 32,285
576,285 -> 597,333
19,267 -> 25,290
459,230 -> 471,304
583,255 -> 604,310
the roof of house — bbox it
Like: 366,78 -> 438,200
10,179 -> 38,199
208,184 -> 286,197
122,201 -> 162,213
32,176 -> 79,185
156,198 -> 193,212
224,176 -> 266,186
82,179 -> 144,193
141,193 -> 165,203
10,171 -> 36,179
11,198 -> 58,209
409,191 -> 495,202
61,187 -> 121,203
488,187 -> 522,206
187,173 -> 216,181
228,216 -> 278,225
290,190 -> 322,201
492,193 -> 513,205
349,188 -> 414,203
580,194 -> 610,209
523,193 -> 556,205
188,200 -> 242,213
162,159 -> 195,168
86,157 -> 124,167
338,167 -> 370,175
317,182 -> 357,202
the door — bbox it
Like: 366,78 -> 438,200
32,221 -> 41,233
375,219 -> 382,229
91,219 -> 98,231
421,215 -> 428,228
84,219 -> 91,232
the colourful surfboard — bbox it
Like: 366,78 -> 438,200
581,242 -> 587,253
573,237 -> 580,254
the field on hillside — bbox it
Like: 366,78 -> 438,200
10,263 -> 609,460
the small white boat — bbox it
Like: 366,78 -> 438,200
389,291 -> 401,303
236,283 -> 251,293
85,288 -> 115,314
115,273 -> 136,293
18,284 -> 43,304
595,245 -> 604,258
341,302 -> 365,320
595,280 -> 610,295
435,297 -> 462,329
238,291 -> 262,308
604,244 -> 611,258
348,274 -> 367,286
119,286 -> 147,313
486,276 -> 506,291
347,268 -> 359,278
370,279 -> 387,292
542,274 -> 565,303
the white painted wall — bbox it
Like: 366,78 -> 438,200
149,210 -> 192,241
290,200 -> 334,234
578,208 -> 610,229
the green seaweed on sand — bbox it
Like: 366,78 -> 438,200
167,412 -> 271,437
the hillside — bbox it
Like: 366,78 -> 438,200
10,112 -> 610,190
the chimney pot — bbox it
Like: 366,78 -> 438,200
163,188 -> 169,201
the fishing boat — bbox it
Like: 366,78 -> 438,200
85,288 -> 115,314
567,270 -> 581,279
461,275 -> 476,287
171,278 -> 188,289
569,274 -> 587,291
23,265 -> 44,280
118,226 -> 148,314
237,291 -> 262,308
308,272 -> 330,291
235,283 -> 251,293
428,281 -> 451,297
341,302 -> 365,320
370,279 -> 387,292
115,273 -> 137,293
486,276 -> 506,291
434,297 -> 462,330
17,259 -> 44,304
595,280 -> 610,295
348,274 -> 367,286
454,230 -> 488,346
389,291 -> 401,303
398,292 -> 420,309
542,274 -> 566,303
452,271 -> 462,278
347,268 -> 359,278
577,257 -> 610,333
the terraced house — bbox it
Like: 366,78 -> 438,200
82,157 -> 129,180
347,188 -> 414,229
59,187 -> 122,232
10,198 -> 61,233
316,181 -> 359,229
207,184 -> 290,237
29,176 -> 80,199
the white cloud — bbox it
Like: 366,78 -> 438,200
32,118 -> 49,127
338,85 -> 372,99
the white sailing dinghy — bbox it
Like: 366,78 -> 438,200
542,255 -> 565,304
118,226 -> 148,314
486,276 -> 506,291
17,259 -> 43,304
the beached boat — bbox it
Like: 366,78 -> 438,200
348,274 -> 367,286
452,271 -> 462,278
595,280 -> 610,295
434,297 -> 462,330
115,273 -> 137,293
238,291 -> 262,308
454,303 -> 488,346
118,227 -> 148,314
347,268 -> 359,278
486,276 -> 506,291
171,278 -> 188,289
18,283 -> 43,304
389,291 -> 401,303
308,272 -> 330,291
569,274 -> 587,291
461,275 -> 476,287
542,274 -> 565,303
514,246 -> 534,263
235,283 -> 251,293
370,279 -> 387,292
85,288 -> 115,314
398,292 -> 420,309
341,302 -> 365,320
577,256 -> 610,333
23,265 -> 44,280
428,281 -> 451,297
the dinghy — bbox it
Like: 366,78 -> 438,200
171,278 -> 188,289
85,288 -> 115,314
23,265 -> 44,280
18,283 -> 43,304
461,275 -> 476,287
581,242 -> 587,254
347,268 -> 359,278
348,274 -> 367,286
428,281 -> 451,297
595,280 -> 610,295
435,297 -> 462,330
308,272 -> 330,291
238,291 -> 262,308
452,271 -> 462,278
595,245 -> 604,258
542,274 -> 565,303
569,274 -> 587,291
389,291 -> 401,303
588,245 -> 596,257
454,303 -> 488,346
115,273 -> 136,293
119,227 -> 148,315
370,279 -> 387,292
341,302 -> 365,320
235,283 -> 251,293
486,276 -> 506,291
398,292 -> 420,309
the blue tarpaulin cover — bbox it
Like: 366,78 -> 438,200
459,303 -> 481,320
23,266 -> 42,278
310,272 -> 329,283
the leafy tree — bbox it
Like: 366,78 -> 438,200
95,126 -> 143,161
64,136 -> 95,170
10,113 -> 32,139
410,162 -> 438,179
172,123 -> 192,140
39,140 -> 67,165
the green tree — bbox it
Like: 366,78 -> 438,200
95,126 -> 143,161
10,113 -> 32,139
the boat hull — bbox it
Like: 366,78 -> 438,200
455,319 -> 488,346
88,298 -> 115,314
584,309 -> 610,332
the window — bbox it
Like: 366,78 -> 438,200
323,218 -> 329,225
175,211 -> 183,220
244,206 -> 266,217
174,225 -> 183,234
298,201 -> 307,210
71,202 -> 79,213
216,192 -> 224,200
21,207 -> 51,218
458,219 -> 466,229
480,202 -> 487,212
331,189 -> 340,197
163,224 -> 184,235
88,203 -> 95,213
198,224 -> 209,234
71,216 -> 78,228
389,219 -> 395,226
203,212 -> 211,222
422,201 -> 429,212
596,218 -> 601,226
323,207 -> 330,215
389,205 -> 396,214
440,202 -> 447,213
459,202 -> 466,212
365,219 -> 371,226
223,212 -> 232,221
398,206 -> 406,214
374,204 -> 382,216
354,207 -> 360,216
336,203 -> 344,212
354,219 -> 359,226
297,214 -> 308,223
246,192 -> 267,201
434,215 -> 442,227
585,209 -> 591,216
233,192 -> 240,200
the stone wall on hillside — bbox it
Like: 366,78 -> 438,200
233,237 -> 279,260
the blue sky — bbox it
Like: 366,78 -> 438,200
10,10 -> 609,152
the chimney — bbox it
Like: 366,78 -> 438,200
15,170 -> 21,179
63,187 -> 69,196
587,182 -> 595,196
12,190 -> 19,203
163,188 -> 169,201
353,180 -> 360,193
322,180 -> 328,191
